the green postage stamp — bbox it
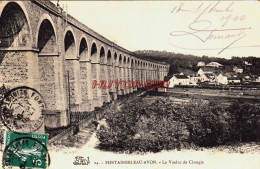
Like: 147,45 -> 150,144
2,131 -> 49,169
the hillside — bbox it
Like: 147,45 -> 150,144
134,50 -> 260,76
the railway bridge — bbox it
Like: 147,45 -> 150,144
0,0 -> 169,128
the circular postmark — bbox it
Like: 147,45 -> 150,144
2,137 -> 50,169
0,87 -> 45,133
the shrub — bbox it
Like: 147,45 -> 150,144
97,99 -> 139,152
229,100 -> 260,142
176,99 -> 232,147
97,97 -> 259,153
96,97 -> 188,153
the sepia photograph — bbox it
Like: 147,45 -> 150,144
0,0 -> 259,169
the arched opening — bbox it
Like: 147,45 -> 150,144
79,38 -> 88,59
0,2 -> 32,88
107,51 -> 113,97
114,53 -> 117,66
91,43 -> 97,55
119,55 -> 122,67
90,42 -> 101,107
127,58 -> 130,67
0,2 -> 31,48
37,18 -> 60,127
37,18 -> 57,115
100,47 -> 108,102
140,61 -> 144,82
113,53 -> 118,83
64,30 -> 78,111
123,56 -> 126,67
107,50 -> 112,90
118,55 -> 123,92
123,56 -> 128,92
64,30 -> 76,58
90,42 -> 99,64
137,61 -> 140,81
38,19 -> 56,53
78,38 -> 90,111
144,63 -> 147,80
100,47 -> 105,64
131,59 -> 134,81
107,50 -> 112,65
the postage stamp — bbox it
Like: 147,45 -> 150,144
2,131 -> 49,169
0,87 -> 46,133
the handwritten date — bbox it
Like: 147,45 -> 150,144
169,1 -> 258,54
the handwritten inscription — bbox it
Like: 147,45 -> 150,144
169,1 -> 259,54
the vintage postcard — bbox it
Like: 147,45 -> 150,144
0,0 -> 259,169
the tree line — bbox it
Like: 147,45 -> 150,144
134,50 -> 260,76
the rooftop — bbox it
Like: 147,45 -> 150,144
175,74 -> 189,79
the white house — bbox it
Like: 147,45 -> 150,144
168,74 -> 190,88
215,74 -> 228,85
190,76 -> 199,84
197,67 -> 218,76
206,62 -> 223,68
233,66 -> 243,73
197,61 -> 205,67
190,74 -> 209,84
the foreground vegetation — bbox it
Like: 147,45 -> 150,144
97,97 -> 260,153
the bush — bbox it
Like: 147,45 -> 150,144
97,97 -> 188,153
96,99 -> 139,152
229,100 -> 260,142
97,97 -> 260,153
176,99 -> 232,147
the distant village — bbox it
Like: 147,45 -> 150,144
166,61 -> 260,88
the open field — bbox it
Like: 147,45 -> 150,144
168,87 -> 260,98
151,87 -> 260,106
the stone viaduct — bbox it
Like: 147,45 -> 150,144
0,0 -> 169,128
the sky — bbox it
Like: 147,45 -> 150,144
56,1 -> 260,59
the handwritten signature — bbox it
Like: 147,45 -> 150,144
169,1 -> 260,54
